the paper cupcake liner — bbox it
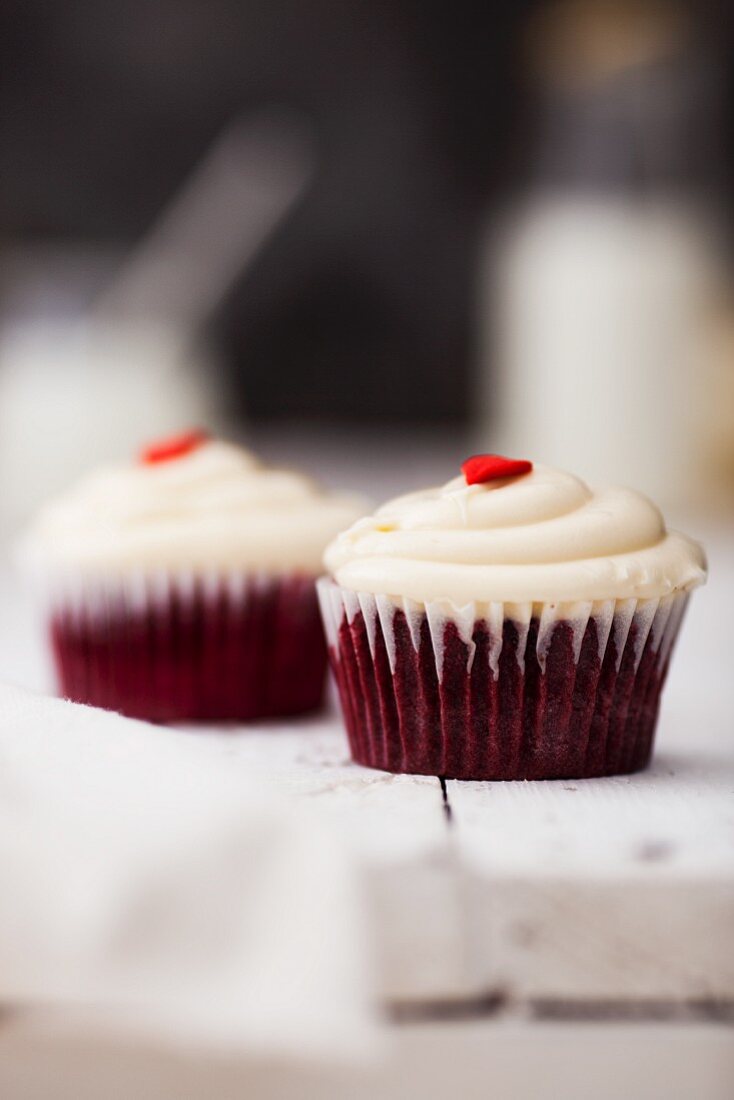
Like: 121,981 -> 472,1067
46,570 -> 327,722
317,579 -> 689,780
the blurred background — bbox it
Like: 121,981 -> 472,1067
1,9 -> 733,1094
1,0 -> 733,517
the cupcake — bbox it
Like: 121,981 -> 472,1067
24,432 -> 365,722
319,454 -> 706,780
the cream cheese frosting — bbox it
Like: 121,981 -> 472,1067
26,441 -> 366,575
324,463 -> 707,604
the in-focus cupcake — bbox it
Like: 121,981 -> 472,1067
24,431 -> 365,722
319,454 -> 706,780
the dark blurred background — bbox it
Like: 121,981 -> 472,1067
0,0 -> 526,424
3,0 -> 730,424
1,0 -> 733,516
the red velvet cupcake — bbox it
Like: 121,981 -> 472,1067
319,456 -> 706,780
24,433 -> 364,722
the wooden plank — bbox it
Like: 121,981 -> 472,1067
180,719 -> 468,1002
0,526 -> 732,1007
443,530 -> 734,1003
445,713 -> 734,1001
1,1014 -> 733,1100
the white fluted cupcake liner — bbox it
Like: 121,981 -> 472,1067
33,567 -> 327,722
318,578 -> 688,780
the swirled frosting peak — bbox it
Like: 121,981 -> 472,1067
324,463 -> 707,604
27,440 -> 366,575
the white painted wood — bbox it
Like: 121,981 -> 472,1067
170,703 -> 734,1002
0,524 -> 731,1008
1,1015 -> 733,1100
175,720 -> 469,1002
444,526 -> 734,1003
446,727 -> 734,1000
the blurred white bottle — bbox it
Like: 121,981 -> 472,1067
0,311 -> 220,526
478,0 -> 723,507
484,196 -> 715,504
0,111 -> 313,530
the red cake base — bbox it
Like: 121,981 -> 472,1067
324,596 -> 686,780
50,574 -> 327,722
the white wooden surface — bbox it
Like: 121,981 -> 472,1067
1,524 -> 731,1010
158,713 -> 734,1007
2,1016 -> 733,1100
0,517 -> 732,1097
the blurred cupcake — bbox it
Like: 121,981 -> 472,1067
24,432 -> 365,722
319,455 -> 706,780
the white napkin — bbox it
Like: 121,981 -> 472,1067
0,683 -> 375,1059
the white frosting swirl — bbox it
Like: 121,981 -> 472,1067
27,441 -> 366,575
324,464 -> 706,603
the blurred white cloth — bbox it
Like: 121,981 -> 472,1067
0,683 -> 375,1059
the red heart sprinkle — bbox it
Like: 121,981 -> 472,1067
461,454 -> 533,486
140,430 -> 208,465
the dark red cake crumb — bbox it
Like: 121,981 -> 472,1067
50,574 -> 327,722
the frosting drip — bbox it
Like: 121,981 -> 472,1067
27,441 -> 366,575
324,464 -> 706,603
